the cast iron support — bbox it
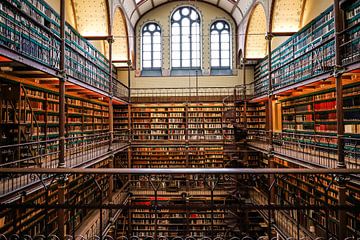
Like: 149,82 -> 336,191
266,32 -> 275,239
108,37 -> 114,151
58,0 -> 66,239
334,1 -> 347,239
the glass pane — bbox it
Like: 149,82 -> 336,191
193,59 -> 200,67
172,43 -> 180,51
192,22 -> 199,34
143,61 -> 151,68
211,59 -> 219,67
143,34 -> 151,44
221,32 -> 230,42
192,51 -> 200,59
173,11 -> 181,21
222,59 -> 230,67
153,33 -> 161,43
172,24 -> 180,36
216,22 -> 224,30
182,18 -> 190,27
182,26 -> 190,35
182,7 -> 190,16
211,33 -> 219,43
192,42 -> 200,51
190,10 -> 198,21
153,60 -> 161,67
182,39 -> 190,50
221,51 -> 230,59
182,59 -> 190,67
143,44 -> 152,52
148,24 -> 156,32
172,35 -> 180,44
221,42 -> 230,50
172,59 -> 180,67
211,50 -> 219,59
182,51 -> 190,60
211,42 -> 219,51
153,43 -> 161,52
153,51 -> 161,59
143,52 -> 152,60
172,51 -> 181,60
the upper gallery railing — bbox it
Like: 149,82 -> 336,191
254,1 -> 360,97
0,0 -> 129,101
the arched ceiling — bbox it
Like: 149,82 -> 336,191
271,0 -> 305,32
245,4 -> 267,59
44,0 -> 315,62
67,0 -> 110,56
112,7 -> 129,66
117,0 -> 255,27
70,0 -> 109,36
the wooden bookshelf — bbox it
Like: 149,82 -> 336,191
281,82 -> 360,137
0,0 -> 117,94
254,1 -> 360,97
128,189 -> 230,238
0,159 -> 113,236
130,103 -> 233,143
0,82 -> 110,145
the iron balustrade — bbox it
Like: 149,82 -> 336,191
130,87 -> 251,102
253,4 -> 360,97
247,130 -> 360,169
0,169 -> 359,239
0,1 -> 129,100
0,131 -> 129,196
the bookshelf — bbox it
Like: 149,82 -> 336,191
131,144 -> 227,168
270,157 -> 345,237
0,81 -> 110,145
253,2 -> 360,97
0,0 -> 120,95
240,102 -> 266,138
342,0 -> 360,66
130,103 -> 232,143
0,159 -> 113,236
114,105 -> 130,132
281,82 -> 360,136
128,189 -> 229,238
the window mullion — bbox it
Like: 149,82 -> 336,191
180,20 -> 182,68
219,30 -> 222,68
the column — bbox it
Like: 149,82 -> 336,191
334,0 -> 347,239
265,32 -> 275,239
57,0 -> 66,239
108,37 -> 114,151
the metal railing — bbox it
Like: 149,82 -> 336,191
0,1 -> 129,101
0,168 -> 359,239
247,130 -> 360,169
130,86 -> 253,102
0,131 -> 129,196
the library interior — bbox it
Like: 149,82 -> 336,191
0,0 -> 360,239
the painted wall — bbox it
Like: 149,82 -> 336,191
128,1 -> 250,90
44,0 -> 77,28
301,0 -> 333,27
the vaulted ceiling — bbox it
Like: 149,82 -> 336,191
118,0 -> 253,28
45,0 -> 331,61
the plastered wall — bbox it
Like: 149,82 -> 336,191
130,1 -> 252,89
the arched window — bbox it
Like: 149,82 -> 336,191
171,6 -> 201,69
210,20 -> 231,69
142,22 -> 161,69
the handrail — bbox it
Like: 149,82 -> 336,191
1,168 -> 360,175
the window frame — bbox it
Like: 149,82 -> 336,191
170,6 -> 202,70
210,20 -> 232,70
141,22 -> 162,71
